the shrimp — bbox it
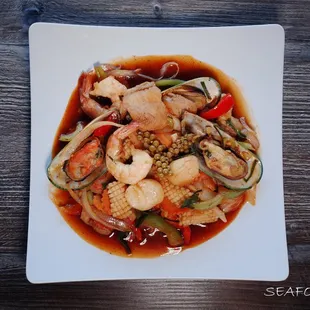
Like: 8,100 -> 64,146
80,72 -> 127,119
79,72 -> 110,119
125,179 -> 164,211
106,126 -> 153,184
122,81 -> 168,131
90,76 -> 127,118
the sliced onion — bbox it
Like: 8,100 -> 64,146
67,187 -> 82,204
245,185 -> 256,206
214,207 -> 227,223
239,117 -> 253,132
239,117 -> 260,150
109,69 -> 141,78
220,195 -> 244,213
81,189 -> 131,232
137,62 -> 180,81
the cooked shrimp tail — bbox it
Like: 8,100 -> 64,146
106,126 -> 153,184
79,72 -> 109,119
117,122 -> 140,140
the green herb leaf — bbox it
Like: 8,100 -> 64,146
226,119 -> 247,139
200,81 -> 212,100
181,190 -> 202,209
101,182 -> 108,190
94,66 -> 107,81
214,125 -> 224,148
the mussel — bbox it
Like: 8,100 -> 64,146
199,139 -> 248,180
162,77 -> 222,117
64,137 -> 104,182
182,112 -> 263,190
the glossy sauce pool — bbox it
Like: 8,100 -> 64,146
51,55 -> 249,258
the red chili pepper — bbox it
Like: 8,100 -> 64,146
181,226 -> 191,245
199,93 -> 235,120
134,227 -> 143,242
93,111 -> 120,137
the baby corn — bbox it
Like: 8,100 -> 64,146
107,181 -> 134,219
179,207 -> 226,226
160,178 -> 192,206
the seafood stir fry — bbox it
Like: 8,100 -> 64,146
48,57 -> 262,256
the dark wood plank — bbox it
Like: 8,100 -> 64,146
0,245 -> 309,309
1,0 -> 310,45
0,0 -> 310,309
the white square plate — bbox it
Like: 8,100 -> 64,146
27,23 -> 287,283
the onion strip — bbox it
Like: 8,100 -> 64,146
67,187 -> 82,204
137,62 -> 180,81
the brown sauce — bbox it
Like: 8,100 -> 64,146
51,55 -> 250,258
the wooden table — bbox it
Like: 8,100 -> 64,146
1,1 -> 309,308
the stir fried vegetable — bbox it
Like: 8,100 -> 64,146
155,79 -> 184,88
59,122 -> 85,142
139,213 -> 184,247
93,111 -> 120,137
181,191 -> 201,208
191,195 -> 223,210
200,93 -> 235,119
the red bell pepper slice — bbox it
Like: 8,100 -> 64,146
134,227 -> 143,242
181,226 -> 191,245
93,111 -> 120,137
199,93 -> 235,120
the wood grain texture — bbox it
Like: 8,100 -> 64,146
0,0 -> 310,309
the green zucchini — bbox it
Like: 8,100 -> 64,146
192,195 -> 223,210
155,79 -> 184,88
47,158 -> 107,191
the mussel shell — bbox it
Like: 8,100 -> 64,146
200,140 -> 248,180
162,77 -> 222,108
64,137 -> 104,182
